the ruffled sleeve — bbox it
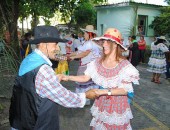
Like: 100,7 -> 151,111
120,64 -> 140,84
84,60 -> 140,93
118,64 -> 140,93
158,43 -> 169,52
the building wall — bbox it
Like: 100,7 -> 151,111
96,5 -> 161,45
97,6 -> 135,37
137,7 -> 161,37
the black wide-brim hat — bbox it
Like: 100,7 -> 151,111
30,26 -> 68,44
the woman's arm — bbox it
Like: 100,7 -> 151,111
58,74 -> 91,83
69,51 -> 77,57
70,50 -> 91,60
96,88 -> 128,96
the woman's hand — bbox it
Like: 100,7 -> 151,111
94,89 -> 108,96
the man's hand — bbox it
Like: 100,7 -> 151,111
69,56 -> 75,61
66,55 -> 72,61
85,89 -> 100,99
56,74 -> 69,82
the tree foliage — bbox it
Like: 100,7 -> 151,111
74,0 -> 97,29
56,0 -> 106,27
150,6 -> 170,36
0,0 -> 107,47
165,0 -> 170,5
20,0 -> 58,28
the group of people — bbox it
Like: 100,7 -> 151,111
122,35 -> 146,68
122,34 -> 170,84
8,23 -> 170,130
9,25 -> 140,130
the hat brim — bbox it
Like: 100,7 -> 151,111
157,37 -> 166,40
92,37 -> 127,50
30,37 -> 68,44
80,28 -> 97,34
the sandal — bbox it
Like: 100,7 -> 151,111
154,80 -> 161,84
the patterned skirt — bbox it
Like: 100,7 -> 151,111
90,95 -> 133,130
75,64 -> 99,93
147,57 -> 167,73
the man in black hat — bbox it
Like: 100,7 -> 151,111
9,26 -> 99,130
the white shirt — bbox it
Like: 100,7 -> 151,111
78,40 -> 102,65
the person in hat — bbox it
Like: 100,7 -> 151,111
68,25 -> 103,105
147,36 -> 170,83
9,26 -> 99,130
60,28 -> 140,129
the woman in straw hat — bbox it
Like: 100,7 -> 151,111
61,28 -> 140,129
147,36 -> 170,84
68,25 -> 102,105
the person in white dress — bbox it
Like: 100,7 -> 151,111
68,25 -> 102,105
147,36 -> 169,83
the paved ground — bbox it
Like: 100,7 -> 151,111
0,60 -> 170,130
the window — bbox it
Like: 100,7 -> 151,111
137,15 -> 148,36
100,24 -> 104,35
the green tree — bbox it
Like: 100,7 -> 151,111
0,0 -> 106,48
165,0 -> 170,5
73,0 -> 97,30
56,0 -> 107,30
150,6 -> 170,36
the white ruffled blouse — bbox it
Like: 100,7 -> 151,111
84,59 -> 140,93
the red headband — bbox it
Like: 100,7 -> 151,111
103,34 -> 121,44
